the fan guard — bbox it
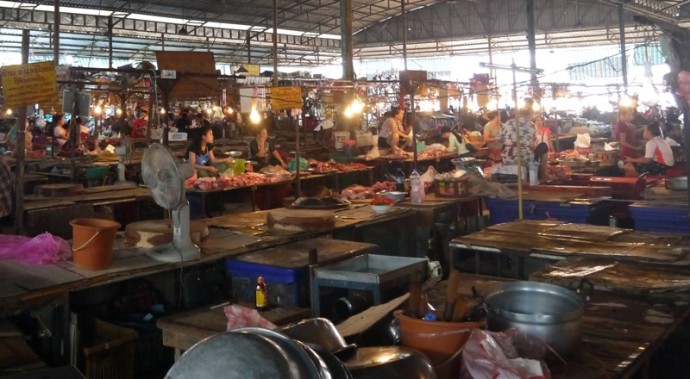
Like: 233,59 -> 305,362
141,143 -> 199,262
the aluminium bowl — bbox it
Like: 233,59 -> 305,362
378,191 -> 406,203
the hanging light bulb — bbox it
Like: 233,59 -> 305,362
343,105 -> 354,118
160,108 -> 166,115
249,86 -> 262,124
94,105 -> 102,115
226,107 -> 234,115
116,108 -> 123,116
532,101 -> 541,113
206,108 -> 213,115
619,94 -> 634,108
5,109 -> 12,116
351,97 -> 364,113
250,109 -> 261,124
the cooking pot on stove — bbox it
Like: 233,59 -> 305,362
482,280 -> 592,357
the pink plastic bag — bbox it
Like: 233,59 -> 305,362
0,232 -> 72,264
461,329 -> 550,379
224,304 -> 277,330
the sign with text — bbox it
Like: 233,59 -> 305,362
243,64 -> 260,77
1,61 -> 59,109
270,86 -> 303,110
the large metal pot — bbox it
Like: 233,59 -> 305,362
483,281 -> 587,357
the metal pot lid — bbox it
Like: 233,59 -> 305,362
299,341 -> 354,379
277,317 -> 352,353
166,332 -> 296,379
235,327 -> 322,379
484,281 -> 584,323
344,346 -> 436,379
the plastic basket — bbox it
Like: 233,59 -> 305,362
84,166 -> 111,180
80,317 -> 138,379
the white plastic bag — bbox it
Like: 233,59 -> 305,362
365,144 -> 380,160
461,329 -> 550,379
573,133 -> 591,148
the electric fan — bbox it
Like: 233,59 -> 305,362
141,143 -> 200,262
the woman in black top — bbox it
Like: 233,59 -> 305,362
185,124 -> 233,176
248,126 -> 285,169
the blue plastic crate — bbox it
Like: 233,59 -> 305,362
485,197 -> 611,226
225,260 -> 308,307
629,202 -> 689,233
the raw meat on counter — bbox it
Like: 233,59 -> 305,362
189,172 -> 289,191
417,144 -> 450,160
339,181 -> 396,200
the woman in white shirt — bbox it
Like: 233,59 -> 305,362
624,123 -> 674,176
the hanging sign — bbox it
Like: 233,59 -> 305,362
271,86 -> 303,110
0,61 -> 59,109
244,64 -> 261,77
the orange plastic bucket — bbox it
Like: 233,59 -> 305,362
70,218 -> 121,270
394,309 -> 483,379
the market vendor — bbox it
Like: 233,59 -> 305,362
186,124 -> 234,176
249,125 -> 286,169
441,126 -> 473,158
482,110 -> 503,163
615,108 -> 643,159
378,107 -> 410,151
623,123 -> 674,176
497,106 -> 537,165
52,114 -> 69,149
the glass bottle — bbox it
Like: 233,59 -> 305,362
255,276 -> 268,311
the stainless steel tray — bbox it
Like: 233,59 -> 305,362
314,254 -> 427,285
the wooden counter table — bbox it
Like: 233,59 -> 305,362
432,273 -> 690,379
0,203 -> 414,317
187,166 -> 375,215
450,220 -> 690,279
159,272 -> 690,377
157,303 -> 311,360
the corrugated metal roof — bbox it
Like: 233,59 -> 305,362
0,0 -> 685,66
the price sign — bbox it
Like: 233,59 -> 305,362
1,61 -> 59,109
271,86 -> 303,110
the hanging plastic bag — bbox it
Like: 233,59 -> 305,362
224,304 -> 277,330
0,233 -> 71,264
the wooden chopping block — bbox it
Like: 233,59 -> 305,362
266,208 -> 335,232
35,183 -> 84,197
124,220 -> 209,248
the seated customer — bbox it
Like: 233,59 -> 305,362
623,123 -> 674,176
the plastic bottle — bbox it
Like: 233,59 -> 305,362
410,169 -> 425,203
255,276 -> 268,311
528,161 -> 539,186
395,168 -> 405,192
